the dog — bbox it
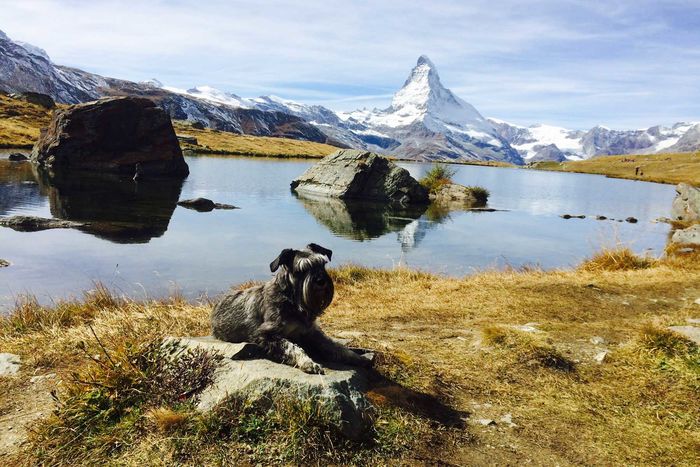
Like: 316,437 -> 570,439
211,243 -> 373,374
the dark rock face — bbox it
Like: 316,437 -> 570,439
671,183 -> 700,222
177,197 -> 238,212
31,97 -> 189,178
9,91 -> 54,108
8,153 -> 28,161
529,144 -> 567,162
291,149 -> 429,205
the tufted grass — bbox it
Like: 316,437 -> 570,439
1,247 -> 699,464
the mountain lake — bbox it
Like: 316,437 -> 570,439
0,151 -> 676,311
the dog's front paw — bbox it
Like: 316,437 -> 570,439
300,361 -> 325,375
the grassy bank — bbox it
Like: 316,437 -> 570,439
0,94 -> 53,148
172,121 -> 338,158
1,247 -> 699,465
530,152 -> 700,185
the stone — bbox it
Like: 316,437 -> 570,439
176,134 -> 198,145
476,418 -> 496,426
671,183 -> 700,222
625,217 -> 638,223
165,336 -> 373,441
560,214 -> 585,219
0,259 -> 9,268
428,183 -> 487,207
31,96 -> 189,178
0,215 -> 87,232
9,91 -> 55,109
514,323 -> 540,333
668,326 -> 700,345
500,413 -> 517,428
177,197 -> 239,212
0,353 -> 21,376
694,298 -> 700,306
290,149 -> 429,205
593,351 -> 609,364
590,336 -> 606,345
30,373 -> 56,384
8,153 -> 28,162
190,121 -> 206,130
671,224 -> 700,246
596,215 -> 607,220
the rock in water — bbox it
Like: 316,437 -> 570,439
177,198 -> 238,212
165,336 -> 373,440
31,97 -> 189,178
291,149 -> 429,205
671,183 -> 700,222
0,215 -> 87,232
429,183 -> 485,206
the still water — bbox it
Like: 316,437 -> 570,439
0,152 -> 676,310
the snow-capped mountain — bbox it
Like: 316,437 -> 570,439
490,118 -> 700,161
0,30 -> 329,143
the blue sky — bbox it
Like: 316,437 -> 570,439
3,0 -> 699,129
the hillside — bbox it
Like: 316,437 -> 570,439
529,152 -> 700,186
0,95 -> 337,158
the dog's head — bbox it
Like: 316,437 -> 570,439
270,243 -> 334,317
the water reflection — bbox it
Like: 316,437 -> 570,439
33,168 -> 184,243
0,159 -> 42,215
294,193 -> 428,242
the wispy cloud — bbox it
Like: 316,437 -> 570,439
2,0 -> 699,128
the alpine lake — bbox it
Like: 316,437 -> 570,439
0,150 -> 676,311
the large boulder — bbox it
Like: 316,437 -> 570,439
671,183 -> 700,222
165,336 -> 373,440
291,149 -> 429,205
31,97 -> 189,178
9,91 -> 55,109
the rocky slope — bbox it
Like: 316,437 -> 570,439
489,119 -> 700,161
0,30 -> 330,144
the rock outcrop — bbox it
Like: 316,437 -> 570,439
671,183 -> 700,222
671,224 -> 700,246
428,183 -> 487,207
165,336 -> 373,440
9,91 -> 54,109
31,97 -> 189,178
291,149 -> 429,205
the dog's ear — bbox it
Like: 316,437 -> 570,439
306,243 -> 332,261
270,248 -> 297,272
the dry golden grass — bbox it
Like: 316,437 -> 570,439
172,121 -> 339,158
578,247 -> 657,272
1,248 -> 699,465
530,151 -> 700,185
0,94 -> 53,147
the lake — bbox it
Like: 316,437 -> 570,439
0,151 -> 676,311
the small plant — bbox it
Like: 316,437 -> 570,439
579,247 -> 656,272
465,185 -> 490,205
482,326 -> 576,372
419,163 -> 457,194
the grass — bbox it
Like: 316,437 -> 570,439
419,163 -> 457,193
578,247 -> 657,272
0,94 -> 54,148
529,151 -> 700,185
172,121 -> 339,158
1,247 -> 699,465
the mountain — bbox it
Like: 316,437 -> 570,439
490,119 -> 700,161
0,30 -> 330,143
341,56 -> 523,164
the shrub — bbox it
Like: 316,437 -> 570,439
419,163 -> 457,194
578,247 -> 656,272
465,185 -> 490,204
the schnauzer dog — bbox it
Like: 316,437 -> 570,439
211,243 -> 373,374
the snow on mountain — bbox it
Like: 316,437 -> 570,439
490,118 -> 700,161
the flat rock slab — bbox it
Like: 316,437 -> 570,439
671,224 -> 700,246
0,353 -> 21,376
668,326 -> 700,345
0,215 -> 87,232
165,336 -> 373,440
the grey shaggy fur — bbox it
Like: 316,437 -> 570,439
211,243 -> 372,374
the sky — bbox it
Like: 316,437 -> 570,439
2,0 -> 699,129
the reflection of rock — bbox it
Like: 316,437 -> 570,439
0,159 -> 42,216
295,193 -> 427,241
31,97 -> 189,178
8,153 -> 28,161
35,168 -> 183,243
0,215 -> 86,232
291,150 -> 429,205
